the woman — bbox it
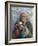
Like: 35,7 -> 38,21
13,13 -> 33,38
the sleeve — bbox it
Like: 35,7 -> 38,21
13,22 -> 20,38
26,21 -> 33,37
26,21 -> 33,32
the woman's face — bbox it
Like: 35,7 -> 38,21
21,13 -> 28,22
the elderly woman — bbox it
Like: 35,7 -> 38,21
13,13 -> 33,38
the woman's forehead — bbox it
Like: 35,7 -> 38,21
22,15 -> 28,17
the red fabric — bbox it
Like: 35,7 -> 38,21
15,24 -> 19,37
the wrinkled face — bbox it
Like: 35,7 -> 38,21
21,13 -> 28,22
